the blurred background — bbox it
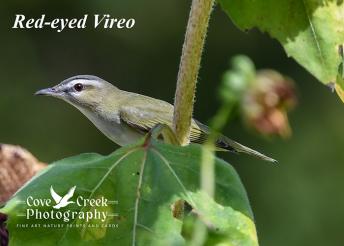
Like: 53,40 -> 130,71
1,1 -> 344,245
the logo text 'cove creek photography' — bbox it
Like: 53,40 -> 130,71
15,186 -> 119,229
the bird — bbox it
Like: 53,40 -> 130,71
50,186 -> 76,209
35,75 -> 276,162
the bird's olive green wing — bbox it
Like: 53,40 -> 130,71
119,104 -> 209,144
119,105 -> 232,151
120,104 -> 276,162
119,106 -> 173,134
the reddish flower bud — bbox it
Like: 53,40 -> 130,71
241,70 -> 297,138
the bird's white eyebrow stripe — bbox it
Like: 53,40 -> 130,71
62,79 -> 102,89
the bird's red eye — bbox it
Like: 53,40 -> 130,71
74,83 -> 83,92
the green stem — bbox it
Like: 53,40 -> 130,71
201,103 -> 234,197
193,103 -> 234,245
173,0 -> 215,145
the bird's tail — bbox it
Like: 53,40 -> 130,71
216,136 -> 277,163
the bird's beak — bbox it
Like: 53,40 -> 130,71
34,87 -> 59,97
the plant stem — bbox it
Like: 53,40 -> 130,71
173,0 -> 215,145
201,103 -> 234,197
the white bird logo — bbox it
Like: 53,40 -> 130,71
50,186 -> 76,209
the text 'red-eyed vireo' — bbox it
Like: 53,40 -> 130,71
35,75 -> 275,162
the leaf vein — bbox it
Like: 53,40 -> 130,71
151,148 -> 195,207
137,223 -> 155,234
132,149 -> 148,246
58,148 -> 138,245
302,0 -> 325,67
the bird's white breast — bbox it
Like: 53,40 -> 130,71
76,106 -> 143,146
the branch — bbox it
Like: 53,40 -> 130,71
173,0 -> 215,145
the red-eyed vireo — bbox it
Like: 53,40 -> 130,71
35,75 -> 276,162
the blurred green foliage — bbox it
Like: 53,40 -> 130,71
1,1 -> 344,245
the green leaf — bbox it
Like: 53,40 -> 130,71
1,137 -> 257,245
181,192 -> 258,246
218,0 -> 344,94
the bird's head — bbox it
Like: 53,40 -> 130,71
35,75 -> 117,109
